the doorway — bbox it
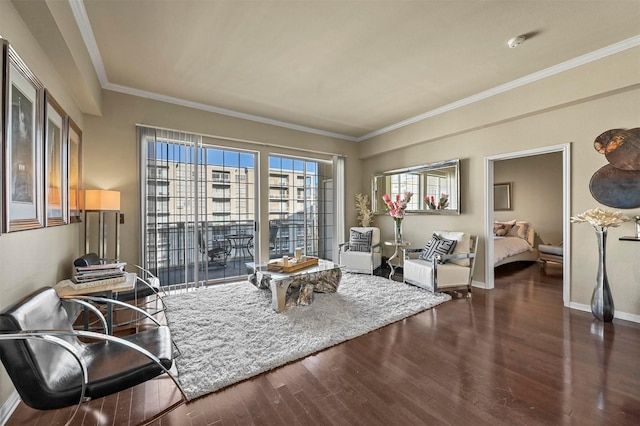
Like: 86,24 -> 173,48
484,144 -> 571,306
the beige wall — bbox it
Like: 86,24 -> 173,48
82,90 -> 360,267
2,0 -> 639,413
358,51 -> 640,319
0,1 -> 86,407
494,153 -> 564,245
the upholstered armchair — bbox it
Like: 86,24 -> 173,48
403,231 -> 478,296
338,227 -> 382,274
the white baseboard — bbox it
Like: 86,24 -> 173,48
470,286 -> 639,324
471,280 -> 488,289
569,302 -> 640,324
0,391 -> 20,425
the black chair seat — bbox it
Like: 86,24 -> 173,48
82,326 -> 173,403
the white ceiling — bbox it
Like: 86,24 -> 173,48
26,1 -> 640,141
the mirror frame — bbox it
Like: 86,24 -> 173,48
372,158 -> 461,215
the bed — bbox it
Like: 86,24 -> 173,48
493,221 -> 539,267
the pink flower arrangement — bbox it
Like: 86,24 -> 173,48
381,192 -> 413,219
425,193 -> 449,210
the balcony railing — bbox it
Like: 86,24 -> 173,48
144,219 -> 330,287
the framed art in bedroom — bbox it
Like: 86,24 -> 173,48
494,182 -> 512,211
3,44 -> 45,232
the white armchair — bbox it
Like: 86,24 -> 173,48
338,227 -> 382,275
403,231 -> 478,296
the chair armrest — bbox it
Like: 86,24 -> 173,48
403,248 -> 423,259
62,298 -> 109,333
3,328 -> 184,396
67,329 -> 184,397
371,241 -> 382,253
60,295 -> 162,327
338,242 -> 350,251
129,265 -> 164,295
434,252 -> 476,262
0,331 -> 88,423
130,264 -> 159,282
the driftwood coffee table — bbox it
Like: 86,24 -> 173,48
248,258 -> 342,313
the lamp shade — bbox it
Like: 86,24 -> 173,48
84,190 -> 121,211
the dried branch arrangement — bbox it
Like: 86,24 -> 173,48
355,193 -> 374,227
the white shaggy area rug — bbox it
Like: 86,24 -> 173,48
164,272 -> 450,400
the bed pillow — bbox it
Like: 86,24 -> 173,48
508,221 -> 530,240
493,223 -> 511,236
493,219 -> 516,236
349,229 -> 372,252
419,233 -> 457,263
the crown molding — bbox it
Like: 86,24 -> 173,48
69,1 -> 640,143
357,34 -> 640,142
106,82 -> 358,141
69,0 -> 108,87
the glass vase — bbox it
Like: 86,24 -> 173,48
394,219 -> 403,244
591,228 -> 615,322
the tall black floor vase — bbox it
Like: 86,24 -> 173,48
591,228 -> 615,322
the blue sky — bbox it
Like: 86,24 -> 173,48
149,141 -> 316,173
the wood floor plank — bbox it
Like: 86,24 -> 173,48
6,263 -> 640,425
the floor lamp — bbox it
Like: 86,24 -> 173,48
84,190 -> 121,261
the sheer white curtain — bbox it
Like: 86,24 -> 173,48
333,155 -> 346,261
137,126 -> 203,288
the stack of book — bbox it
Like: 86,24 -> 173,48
72,262 -> 128,289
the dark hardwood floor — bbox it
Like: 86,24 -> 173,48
7,262 -> 640,425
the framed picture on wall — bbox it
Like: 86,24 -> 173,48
68,118 -> 83,223
4,45 -> 44,232
0,39 -> 6,234
494,182 -> 512,211
44,90 -> 68,226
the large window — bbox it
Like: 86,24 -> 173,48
268,156 -> 334,260
139,126 -> 341,288
140,127 -> 256,287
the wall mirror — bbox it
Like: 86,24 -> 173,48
494,182 -> 512,211
372,159 -> 460,215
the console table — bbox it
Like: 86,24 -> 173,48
54,272 -> 136,334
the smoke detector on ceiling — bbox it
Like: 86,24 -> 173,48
507,35 -> 526,48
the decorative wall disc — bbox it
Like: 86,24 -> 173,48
594,128 -> 625,154
589,164 -> 640,209
604,127 -> 640,171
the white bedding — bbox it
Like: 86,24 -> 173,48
494,236 -> 533,265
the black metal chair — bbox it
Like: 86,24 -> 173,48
0,287 -> 185,425
198,231 -> 232,267
269,221 -> 279,252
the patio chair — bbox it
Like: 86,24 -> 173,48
198,231 -> 232,267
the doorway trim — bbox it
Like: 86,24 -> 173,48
484,143 -> 571,307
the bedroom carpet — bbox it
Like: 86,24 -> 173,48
163,272 -> 450,400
